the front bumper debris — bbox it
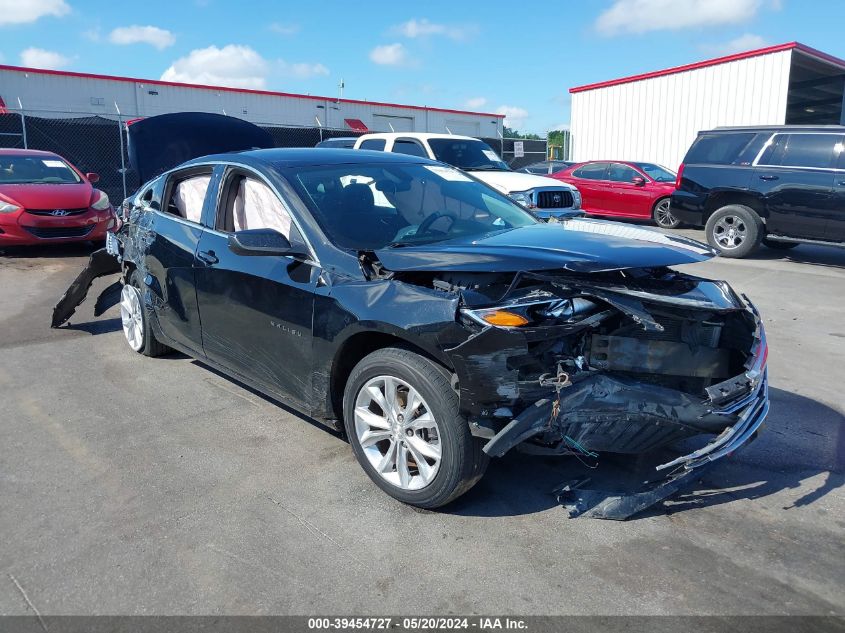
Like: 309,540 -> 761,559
482,297 -> 770,519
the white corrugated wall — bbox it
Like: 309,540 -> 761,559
569,49 -> 793,170
0,68 -> 501,137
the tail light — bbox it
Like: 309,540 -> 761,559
675,163 -> 685,189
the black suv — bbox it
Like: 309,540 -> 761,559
671,126 -> 845,258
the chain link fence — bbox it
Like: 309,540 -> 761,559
0,108 -> 560,203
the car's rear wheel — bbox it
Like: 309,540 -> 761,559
652,198 -> 680,229
763,238 -> 799,250
120,270 -> 171,357
343,347 -> 487,509
705,205 -> 763,258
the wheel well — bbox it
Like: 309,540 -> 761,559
704,192 -> 765,223
329,332 -> 453,421
652,196 -> 670,211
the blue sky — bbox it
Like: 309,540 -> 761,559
1,0 -> 844,133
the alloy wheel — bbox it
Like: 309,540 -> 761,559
120,284 -> 144,352
713,215 -> 747,250
654,199 -> 678,228
354,375 -> 441,490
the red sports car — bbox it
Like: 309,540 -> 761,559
553,160 -> 680,228
0,149 -> 114,246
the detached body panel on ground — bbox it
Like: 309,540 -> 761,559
52,114 -> 770,513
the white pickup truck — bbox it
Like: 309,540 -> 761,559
352,133 -> 581,219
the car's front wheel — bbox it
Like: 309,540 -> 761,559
343,347 -> 488,509
705,205 -> 763,258
120,270 -> 171,357
652,198 -> 680,229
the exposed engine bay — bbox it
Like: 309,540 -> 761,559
372,261 -> 769,511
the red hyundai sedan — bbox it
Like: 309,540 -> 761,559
0,149 -> 114,246
553,160 -> 680,228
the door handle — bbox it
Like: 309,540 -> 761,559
197,249 -> 218,265
758,174 -> 779,181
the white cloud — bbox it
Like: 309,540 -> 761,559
548,123 -> 570,132
369,43 -> 409,66
109,25 -> 175,50
392,18 -> 475,40
463,97 -> 487,109
701,32 -> 768,55
269,22 -> 300,36
596,0 -> 763,35
20,47 -> 71,69
161,45 -> 269,89
279,60 -> 329,79
496,105 -> 529,130
0,0 -> 69,26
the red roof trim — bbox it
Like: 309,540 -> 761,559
0,64 -> 506,119
569,42 -> 845,94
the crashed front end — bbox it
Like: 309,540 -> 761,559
433,267 -> 768,480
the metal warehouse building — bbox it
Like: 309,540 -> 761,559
569,42 -> 845,170
0,64 -> 503,136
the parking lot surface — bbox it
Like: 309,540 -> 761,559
1,232 -> 843,615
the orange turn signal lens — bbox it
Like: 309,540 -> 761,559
479,310 -> 529,327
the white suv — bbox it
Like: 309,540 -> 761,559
352,133 -> 581,219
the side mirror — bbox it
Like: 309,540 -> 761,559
227,228 -> 305,258
632,176 -> 646,186
86,172 -> 100,183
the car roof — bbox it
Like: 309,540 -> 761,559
186,147 -> 440,168
357,132 -> 480,142
0,148 -> 61,157
704,125 -> 845,134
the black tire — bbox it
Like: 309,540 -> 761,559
126,269 -> 171,357
652,197 -> 680,229
705,205 -> 763,258
763,238 -> 799,250
343,347 -> 488,509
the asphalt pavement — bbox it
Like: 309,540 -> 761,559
0,233 -> 842,615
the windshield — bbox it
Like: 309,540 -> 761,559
634,162 -> 676,183
286,162 -> 537,250
427,139 -> 509,171
0,155 -> 81,184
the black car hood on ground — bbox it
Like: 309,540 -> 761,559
375,219 -> 715,274
128,112 -> 273,182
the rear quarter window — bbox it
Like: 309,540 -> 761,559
685,133 -> 762,166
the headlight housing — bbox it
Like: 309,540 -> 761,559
0,202 -> 21,214
461,296 -> 601,329
508,191 -> 534,208
571,188 -> 581,209
90,189 -> 110,211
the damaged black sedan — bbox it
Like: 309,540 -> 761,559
53,114 -> 769,510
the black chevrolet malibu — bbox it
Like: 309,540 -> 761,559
54,114 -> 769,510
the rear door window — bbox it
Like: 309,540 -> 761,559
685,133 -> 759,165
757,133 -> 842,169
573,162 -> 609,180
392,139 -> 428,158
359,139 -> 386,151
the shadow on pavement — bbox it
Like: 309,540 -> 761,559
61,316 -> 122,335
448,387 -> 843,520
0,242 -> 100,259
